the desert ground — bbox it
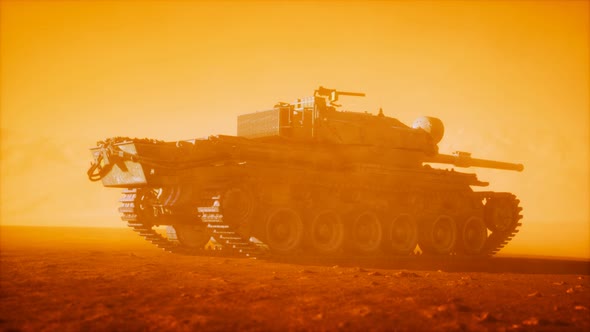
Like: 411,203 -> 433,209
1,226 -> 589,332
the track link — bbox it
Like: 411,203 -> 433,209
197,194 -> 267,259
119,189 -> 521,259
119,189 -> 203,255
119,189 -> 266,258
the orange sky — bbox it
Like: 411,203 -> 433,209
1,1 -> 588,258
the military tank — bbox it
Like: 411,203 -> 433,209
87,87 -> 523,258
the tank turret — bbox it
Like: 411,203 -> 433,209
238,86 -> 439,155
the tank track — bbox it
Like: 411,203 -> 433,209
119,189 -> 201,255
119,188 -> 522,259
196,193 -> 267,258
118,188 -> 266,258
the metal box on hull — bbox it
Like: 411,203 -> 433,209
90,142 -> 147,187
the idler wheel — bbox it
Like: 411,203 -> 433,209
350,211 -> 383,254
419,215 -> 457,255
309,210 -> 345,255
385,213 -> 418,255
459,216 -> 488,255
484,197 -> 518,233
265,208 -> 303,254
172,224 -> 210,248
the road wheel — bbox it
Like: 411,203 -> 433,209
171,224 -> 210,249
309,210 -> 345,255
223,187 -> 255,229
350,211 -> 383,254
420,215 -> 457,255
265,208 -> 303,254
459,216 -> 488,255
385,213 -> 418,255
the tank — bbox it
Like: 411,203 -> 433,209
87,87 -> 524,258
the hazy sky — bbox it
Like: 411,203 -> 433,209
1,1 -> 588,258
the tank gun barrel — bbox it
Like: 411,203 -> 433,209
336,91 -> 366,97
314,86 -> 365,103
428,151 -> 524,172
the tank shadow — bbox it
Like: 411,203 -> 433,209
267,254 -> 590,275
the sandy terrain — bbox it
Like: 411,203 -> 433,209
1,226 -> 589,331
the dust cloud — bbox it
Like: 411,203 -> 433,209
0,1 -> 588,258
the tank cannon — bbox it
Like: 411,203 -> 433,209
88,86 -> 523,259
428,151 -> 524,172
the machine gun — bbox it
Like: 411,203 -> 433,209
314,86 -> 365,107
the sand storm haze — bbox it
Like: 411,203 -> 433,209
1,0 -> 588,258
0,0 -> 589,331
